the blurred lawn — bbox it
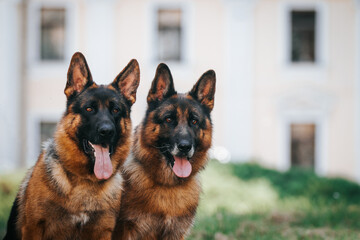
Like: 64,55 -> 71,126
189,161 -> 360,240
0,169 -> 25,238
1,161 -> 360,239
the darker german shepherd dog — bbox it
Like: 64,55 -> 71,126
4,52 -> 140,240
113,63 -> 216,239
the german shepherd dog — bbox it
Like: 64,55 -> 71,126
4,52 -> 140,240
113,63 -> 216,239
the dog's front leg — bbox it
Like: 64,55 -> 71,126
82,214 -> 116,240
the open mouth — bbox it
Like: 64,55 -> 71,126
169,155 -> 192,178
83,140 -> 113,180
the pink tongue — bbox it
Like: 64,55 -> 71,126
91,143 -> 113,180
172,156 -> 192,178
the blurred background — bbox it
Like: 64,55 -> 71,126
2,0 -> 360,239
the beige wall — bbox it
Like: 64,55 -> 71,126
23,0 -> 360,180
26,0 -> 226,163
253,0 -> 358,179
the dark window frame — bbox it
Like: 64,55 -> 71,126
39,121 -> 57,151
156,8 -> 183,62
290,10 -> 317,63
40,7 -> 66,61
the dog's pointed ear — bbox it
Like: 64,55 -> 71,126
147,63 -> 176,105
112,59 -> 140,106
189,70 -> 216,112
65,52 -> 93,99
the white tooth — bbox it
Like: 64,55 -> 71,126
188,147 -> 194,158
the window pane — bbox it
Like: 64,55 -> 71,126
40,122 -> 57,146
158,9 -> 182,61
290,124 -> 315,168
291,11 -> 316,62
40,8 -> 65,60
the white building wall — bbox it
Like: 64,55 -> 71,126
355,0 -> 360,182
252,0 -> 357,180
1,0 -> 359,181
0,0 -> 21,172
223,0 -> 256,162
84,0 -> 116,85
25,0 -> 77,166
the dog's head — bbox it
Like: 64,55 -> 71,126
57,52 -> 139,180
139,63 -> 215,182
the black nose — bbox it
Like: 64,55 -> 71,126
178,140 -> 192,154
98,123 -> 115,138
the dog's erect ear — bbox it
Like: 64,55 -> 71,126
112,59 -> 140,106
147,63 -> 176,105
65,52 -> 93,99
189,70 -> 216,112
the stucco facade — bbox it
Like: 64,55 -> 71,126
1,0 -> 360,181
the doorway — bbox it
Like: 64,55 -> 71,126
290,123 -> 316,168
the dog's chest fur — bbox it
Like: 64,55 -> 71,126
43,139 -> 123,213
71,212 -> 90,226
119,161 -> 200,238
128,211 -> 194,239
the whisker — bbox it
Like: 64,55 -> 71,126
151,144 -> 171,149
160,149 -> 169,154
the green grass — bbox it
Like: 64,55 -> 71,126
189,161 -> 360,239
0,169 -> 26,238
1,162 -> 360,239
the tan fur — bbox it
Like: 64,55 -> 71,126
15,116 -> 130,239
114,65 -> 215,239
114,97 -> 213,239
10,53 -> 140,240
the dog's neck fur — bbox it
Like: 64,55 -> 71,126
43,139 -> 123,196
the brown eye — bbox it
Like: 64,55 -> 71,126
113,108 -> 119,114
166,117 -> 172,123
192,119 -> 198,125
86,107 -> 93,112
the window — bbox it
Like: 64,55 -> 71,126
40,122 -> 57,146
290,123 -> 315,168
291,11 -> 316,63
157,9 -> 182,61
40,8 -> 65,61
